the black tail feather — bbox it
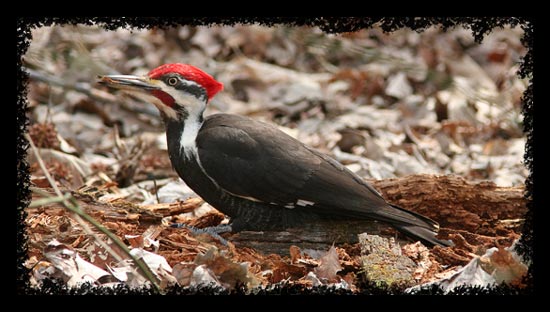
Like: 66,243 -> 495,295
378,204 -> 453,247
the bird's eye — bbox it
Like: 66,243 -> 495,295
167,77 -> 178,86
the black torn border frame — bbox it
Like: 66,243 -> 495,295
16,17 -> 535,296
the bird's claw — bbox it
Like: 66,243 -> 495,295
171,223 -> 232,246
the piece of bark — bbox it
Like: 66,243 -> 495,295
32,188 -> 203,225
140,198 -> 204,217
185,211 -> 225,228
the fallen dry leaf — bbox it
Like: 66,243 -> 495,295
314,246 -> 342,282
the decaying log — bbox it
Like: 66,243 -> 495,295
229,174 -> 527,255
229,220 -> 392,255
370,174 -> 527,234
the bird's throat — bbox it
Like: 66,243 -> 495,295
165,115 -> 203,161
180,117 -> 202,159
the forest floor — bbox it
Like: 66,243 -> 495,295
22,23 -> 530,293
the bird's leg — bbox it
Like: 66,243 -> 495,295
170,223 -> 233,246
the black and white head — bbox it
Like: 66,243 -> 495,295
98,63 -> 224,122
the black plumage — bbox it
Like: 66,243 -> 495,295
168,114 -> 451,247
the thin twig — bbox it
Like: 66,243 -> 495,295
26,133 -> 162,293
29,193 -> 72,208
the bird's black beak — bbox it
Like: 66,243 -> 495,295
97,75 -> 159,91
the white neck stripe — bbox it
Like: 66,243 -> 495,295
180,117 -> 202,159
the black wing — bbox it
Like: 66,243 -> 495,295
196,114 -> 319,205
196,114 -> 439,230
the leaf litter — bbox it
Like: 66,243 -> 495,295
24,24 -> 529,293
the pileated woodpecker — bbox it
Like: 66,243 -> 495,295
99,63 -> 452,247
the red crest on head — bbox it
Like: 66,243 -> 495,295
148,64 -> 224,101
